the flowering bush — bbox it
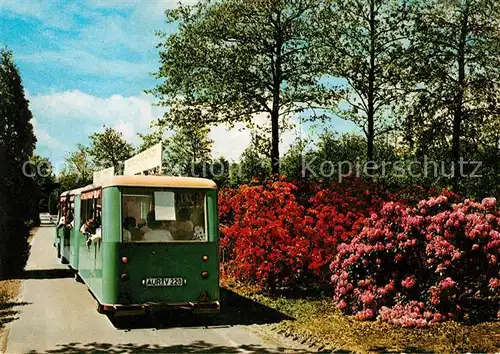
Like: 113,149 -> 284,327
330,193 -> 500,326
303,178 -> 389,282
219,177 -> 499,325
218,179 -> 311,292
219,177 -> 393,291
379,301 -> 443,327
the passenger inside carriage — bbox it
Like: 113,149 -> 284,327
121,190 -> 207,242
123,217 -> 142,241
170,207 -> 194,240
81,217 -> 102,247
63,206 -> 74,229
143,210 -> 173,242
137,218 -> 150,234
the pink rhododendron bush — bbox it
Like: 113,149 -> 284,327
331,193 -> 500,326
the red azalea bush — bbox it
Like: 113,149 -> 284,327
219,177 -> 397,291
330,193 -> 500,326
218,179 -> 311,292
303,178 -> 390,282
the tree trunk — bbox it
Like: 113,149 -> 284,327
271,10 -> 283,175
367,106 -> 375,162
367,0 -> 376,164
271,108 -> 280,175
452,3 -> 468,186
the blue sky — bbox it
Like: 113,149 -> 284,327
0,0 -> 357,172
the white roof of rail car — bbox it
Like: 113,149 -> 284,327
94,175 -> 217,190
59,186 -> 86,197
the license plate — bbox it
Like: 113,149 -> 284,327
141,277 -> 185,287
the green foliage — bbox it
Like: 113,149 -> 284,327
5,220 -> 31,277
166,125 -> 213,176
137,129 -> 165,153
0,49 -> 36,166
27,155 -> 56,193
0,47 -> 35,277
140,115 -> 214,177
151,0 -> 338,173
48,190 -> 59,215
57,170 -> 88,193
25,155 -> 57,214
315,0 -> 408,161
316,131 -> 367,164
208,156 -> 230,188
280,137 -> 313,180
404,0 -> 500,186
229,143 -> 272,186
57,143 -> 94,192
88,127 -> 134,172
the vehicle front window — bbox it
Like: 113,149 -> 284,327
121,188 -> 207,243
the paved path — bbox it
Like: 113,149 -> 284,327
5,226 -> 302,353
39,213 -> 56,226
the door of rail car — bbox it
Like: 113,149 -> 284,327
63,195 -> 78,264
56,193 -> 73,262
70,195 -> 81,269
77,188 -> 103,291
55,201 -> 62,258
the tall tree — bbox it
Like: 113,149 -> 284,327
27,154 -> 56,195
0,48 -> 36,276
229,144 -> 272,186
316,0 -> 409,162
140,112 -> 214,177
406,0 -> 500,183
58,144 -> 95,190
25,155 -> 56,215
151,0 -> 337,174
88,127 -> 134,172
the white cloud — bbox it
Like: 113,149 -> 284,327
28,89 -> 302,164
30,118 -> 66,151
113,121 -> 137,142
29,90 -> 161,125
210,114 -> 298,162
210,123 -> 251,161
0,1 -> 77,29
18,50 -> 153,78
28,90 -> 167,154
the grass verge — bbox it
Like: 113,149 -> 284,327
225,283 -> 500,353
0,225 -> 35,353
0,279 -> 22,353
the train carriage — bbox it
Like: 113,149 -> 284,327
55,191 -> 70,260
56,188 -> 84,264
56,175 -> 220,315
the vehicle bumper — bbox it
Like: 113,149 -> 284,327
98,301 -> 220,316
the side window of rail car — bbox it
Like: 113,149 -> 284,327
57,199 -> 67,228
80,190 -> 102,238
121,189 -> 208,242
64,199 -> 75,228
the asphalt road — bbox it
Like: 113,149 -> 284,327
5,225 -> 304,353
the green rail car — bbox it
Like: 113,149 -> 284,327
55,176 -> 220,315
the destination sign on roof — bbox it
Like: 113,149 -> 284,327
123,142 -> 163,176
93,166 -> 115,185
81,189 -> 102,201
